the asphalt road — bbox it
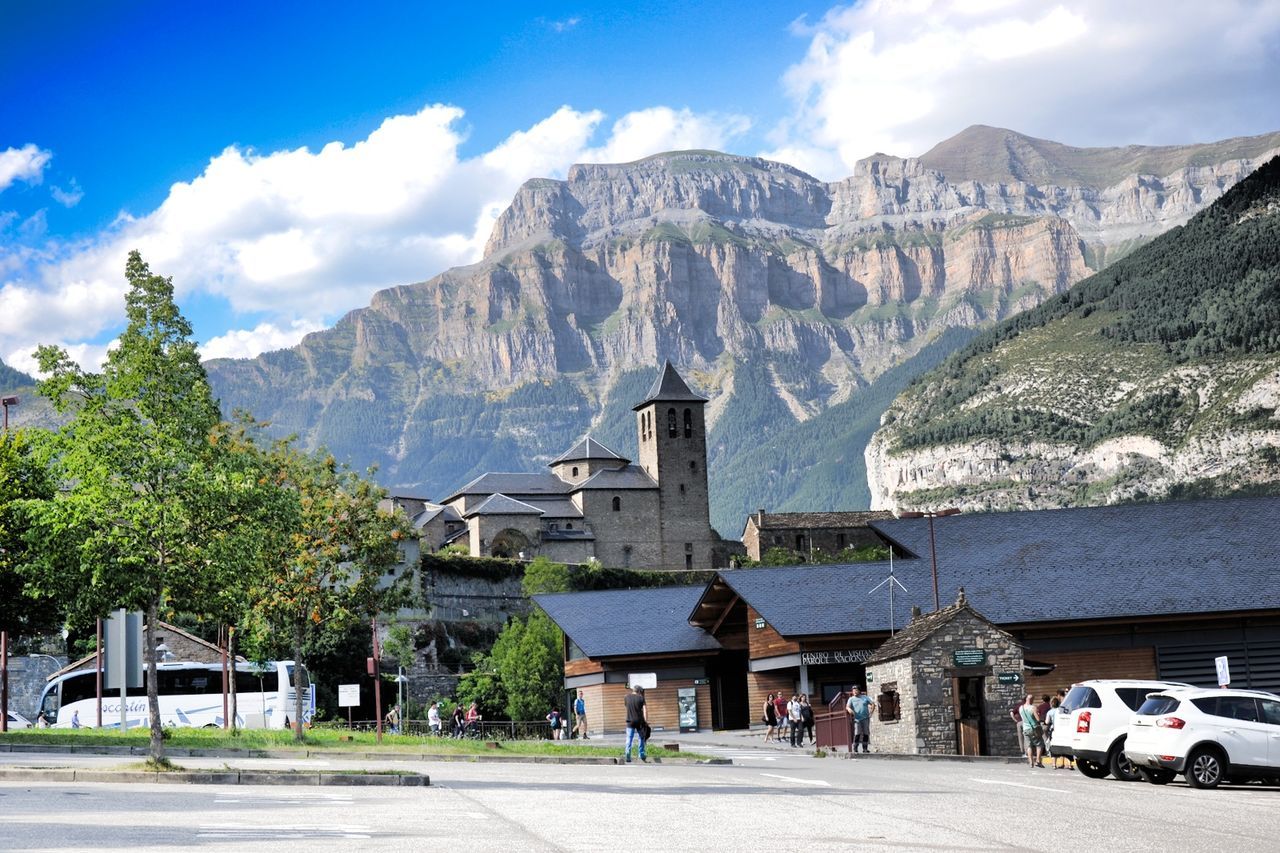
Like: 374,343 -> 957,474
1,748 -> 1277,851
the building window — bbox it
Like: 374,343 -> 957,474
773,535 -> 781,545
685,554 -> 693,570
878,683 -> 901,722
683,408 -> 693,438
566,522 -> 573,529
684,542 -> 693,552
612,496 -> 621,512
679,483 -> 685,495
689,460 -> 697,473
667,408 -> 677,438
836,533 -> 846,549
796,534 -> 806,551
623,544 -> 632,568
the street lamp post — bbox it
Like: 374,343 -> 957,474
1,396 -> 16,432
898,508 -> 960,611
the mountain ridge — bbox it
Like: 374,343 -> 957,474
866,155 -> 1280,512
203,127 -> 1280,536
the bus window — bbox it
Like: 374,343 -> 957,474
285,665 -> 310,688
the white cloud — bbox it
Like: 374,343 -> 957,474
200,319 -> 328,361
50,179 -> 83,208
768,0 -> 1280,178
550,16 -> 581,32
0,102 -> 749,370
0,145 -> 52,192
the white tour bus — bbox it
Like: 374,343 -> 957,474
38,660 -> 314,730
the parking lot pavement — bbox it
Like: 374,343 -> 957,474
1,751 -> 1277,851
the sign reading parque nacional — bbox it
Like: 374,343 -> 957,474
800,649 -> 874,666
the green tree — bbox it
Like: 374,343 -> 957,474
0,429 -> 62,647
239,437 -> 407,741
26,251 -> 234,762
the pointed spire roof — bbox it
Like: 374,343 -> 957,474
632,361 -> 708,411
550,435 -> 627,466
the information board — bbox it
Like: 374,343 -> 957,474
952,648 -> 987,667
338,684 -> 361,707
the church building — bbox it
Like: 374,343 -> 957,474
430,362 -> 729,570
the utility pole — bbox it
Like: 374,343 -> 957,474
898,508 -> 960,611
0,395 -> 15,732
371,618 -> 383,744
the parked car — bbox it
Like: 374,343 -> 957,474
1049,679 -> 1191,781
5,710 -> 33,729
1126,687 -> 1280,789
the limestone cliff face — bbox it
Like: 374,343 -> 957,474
866,360 -> 1280,513
204,130 -> 1280,532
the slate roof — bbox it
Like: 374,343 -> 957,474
864,594 -> 1018,664
442,472 -> 569,503
632,361 -> 708,410
574,465 -> 659,491
550,436 -> 628,465
705,495 -> 1280,638
521,499 -> 583,519
412,504 -> 461,527
464,494 -> 545,517
535,585 -> 722,659
746,510 -> 894,531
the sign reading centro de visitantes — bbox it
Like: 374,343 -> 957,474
801,649 -> 874,666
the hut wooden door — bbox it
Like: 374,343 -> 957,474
951,676 -> 985,756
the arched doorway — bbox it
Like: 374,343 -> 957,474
489,528 -> 532,559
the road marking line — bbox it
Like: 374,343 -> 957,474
760,773 -> 831,787
970,778 -> 1067,794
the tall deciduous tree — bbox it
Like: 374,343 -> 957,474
0,429 -> 62,644
240,437 -> 406,741
27,251 -> 233,762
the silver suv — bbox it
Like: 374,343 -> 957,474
1049,679 -> 1190,781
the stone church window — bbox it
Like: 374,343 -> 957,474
679,483 -> 685,495
683,408 -> 692,438
667,408 -> 677,438
689,460 -> 697,473
571,466 -> 579,477
612,496 -> 621,511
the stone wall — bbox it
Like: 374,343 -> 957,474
866,656 -> 914,753
5,656 -> 67,719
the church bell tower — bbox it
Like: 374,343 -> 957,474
634,361 -> 716,570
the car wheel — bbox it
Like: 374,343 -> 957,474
1185,747 -> 1225,789
1077,759 -> 1109,779
1109,745 -> 1141,782
1139,768 -> 1175,785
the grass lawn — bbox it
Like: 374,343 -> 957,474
0,727 -> 703,760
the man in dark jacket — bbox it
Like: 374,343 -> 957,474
623,685 -> 649,763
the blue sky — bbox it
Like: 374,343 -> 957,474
2,1 -> 1278,371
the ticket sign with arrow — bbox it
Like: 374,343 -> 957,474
997,672 -> 1023,685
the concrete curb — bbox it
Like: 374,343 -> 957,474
0,767 -> 429,786
0,742 -> 725,766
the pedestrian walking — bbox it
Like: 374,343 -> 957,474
574,690 -> 589,739
788,694 -> 803,747
427,701 -> 441,735
451,703 -> 465,738
622,684 -> 649,763
71,710 -> 81,729
800,694 -> 815,744
384,704 -> 400,735
1020,693 -> 1045,768
546,706 -> 563,740
773,693 -> 788,742
845,686 -> 876,753
762,692 -> 778,742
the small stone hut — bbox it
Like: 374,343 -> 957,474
864,590 -> 1025,756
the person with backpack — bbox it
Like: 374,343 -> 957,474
546,706 -> 563,740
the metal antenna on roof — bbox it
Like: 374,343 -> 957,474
867,549 -> 909,635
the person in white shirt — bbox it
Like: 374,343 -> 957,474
788,695 -> 803,747
427,702 -> 441,735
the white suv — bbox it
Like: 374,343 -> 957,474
1126,687 -> 1280,788
1049,679 -> 1190,781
